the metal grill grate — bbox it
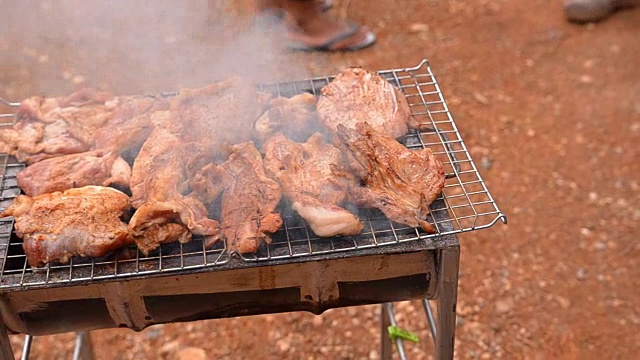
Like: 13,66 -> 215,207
0,59 -> 506,289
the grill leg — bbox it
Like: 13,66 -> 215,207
20,336 -> 32,360
381,303 -> 409,360
434,246 -> 460,360
380,303 -> 392,360
0,320 -> 14,360
72,331 -> 94,360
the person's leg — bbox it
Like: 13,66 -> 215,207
564,0 -> 639,22
282,0 -> 376,51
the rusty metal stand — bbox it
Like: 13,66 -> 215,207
0,244 -> 460,360
381,244 -> 460,360
0,238 -> 459,360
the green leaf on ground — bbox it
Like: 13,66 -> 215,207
387,325 -> 420,343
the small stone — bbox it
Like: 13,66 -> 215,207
409,23 -> 429,33
276,338 -> 291,353
480,156 -> 493,170
580,228 -> 592,237
576,268 -> 587,280
588,192 -> 598,201
458,304 -> 475,316
72,75 -> 85,85
175,347 -> 207,360
159,340 -> 181,355
593,241 -> 606,251
369,350 -> 378,360
556,296 -> 571,309
611,298 -> 623,307
494,299 -> 513,314
449,95 -> 462,106
615,198 -> 628,207
311,316 -> 323,328
473,92 -> 489,105
144,327 -> 163,340
579,75 -> 593,84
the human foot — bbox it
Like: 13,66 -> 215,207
287,20 -> 376,51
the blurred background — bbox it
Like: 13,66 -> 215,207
1,0 -> 639,359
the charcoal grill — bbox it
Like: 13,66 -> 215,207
0,59 -> 506,360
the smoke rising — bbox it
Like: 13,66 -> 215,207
0,0 -> 313,97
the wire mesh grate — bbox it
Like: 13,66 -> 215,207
0,59 -> 506,289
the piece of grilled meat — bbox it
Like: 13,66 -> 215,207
316,67 -> 414,139
253,93 -> 320,144
16,149 -> 131,197
335,122 -> 445,233
194,142 -> 282,254
93,95 -> 170,157
128,111 -> 220,255
263,132 -> 363,237
173,77 -> 269,159
0,88 -> 118,164
0,88 -> 165,164
0,186 -> 133,267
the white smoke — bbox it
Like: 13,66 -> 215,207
0,0 -> 313,97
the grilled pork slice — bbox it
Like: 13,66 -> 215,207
0,88 -> 169,164
0,186 -> 133,267
335,122 -> 445,233
172,77 -> 269,159
16,149 -> 131,197
263,132 -> 363,237
128,118 -> 220,255
253,93 -> 320,144
316,67 -> 413,139
196,142 -> 282,254
128,78 -> 270,255
0,88 -> 118,164
93,95 -> 170,156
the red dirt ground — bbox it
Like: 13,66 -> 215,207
1,0 -> 639,359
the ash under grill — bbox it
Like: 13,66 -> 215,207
0,59 -> 506,290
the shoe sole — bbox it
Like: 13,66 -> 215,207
564,3 -> 614,22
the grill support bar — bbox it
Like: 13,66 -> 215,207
20,336 -> 31,360
423,299 -> 437,343
0,237 -> 460,359
72,332 -> 95,360
435,246 -> 460,359
380,245 -> 460,360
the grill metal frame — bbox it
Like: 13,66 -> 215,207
0,59 -> 506,290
